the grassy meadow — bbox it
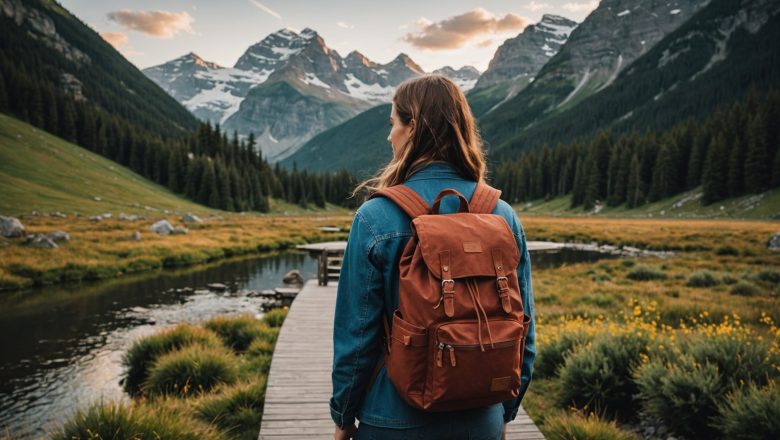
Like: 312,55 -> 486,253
516,216 -> 780,439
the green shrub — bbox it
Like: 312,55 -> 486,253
721,274 -> 739,285
635,358 -> 723,439
716,245 -> 739,256
716,382 -> 780,439
754,270 -> 780,285
262,308 -> 288,328
246,338 -> 275,358
543,411 -> 639,440
573,292 -> 615,307
195,379 -> 268,440
730,281 -> 759,296
557,331 -> 651,420
123,324 -> 221,395
686,270 -> 720,288
205,314 -> 273,352
621,259 -> 636,268
144,345 -> 240,397
535,329 -> 594,379
246,354 -> 273,375
626,265 -> 667,281
635,332 -> 779,439
53,401 -> 219,440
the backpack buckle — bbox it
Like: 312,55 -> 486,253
441,279 -> 455,290
495,276 -> 509,291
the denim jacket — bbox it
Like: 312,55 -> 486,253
330,162 -> 536,429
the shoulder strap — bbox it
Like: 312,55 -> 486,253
469,181 -> 502,214
369,185 -> 431,219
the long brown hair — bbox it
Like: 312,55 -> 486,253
352,74 -> 487,198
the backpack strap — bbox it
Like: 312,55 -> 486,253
469,182 -> 502,214
369,185 -> 431,219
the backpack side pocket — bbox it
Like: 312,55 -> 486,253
386,310 -> 428,398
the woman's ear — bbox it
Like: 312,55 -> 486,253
409,118 -> 416,132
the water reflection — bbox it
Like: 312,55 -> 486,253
0,251 -> 316,439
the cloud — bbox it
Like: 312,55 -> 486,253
524,2 -> 551,12
337,21 -> 354,29
476,39 -> 494,48
101,31 -> 128,48
403,8 -> 528,51
107,10 -> 193,38
248,0 -> 281,20
561,1 -> 600,13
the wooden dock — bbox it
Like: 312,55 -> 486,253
259,280 -> 545,439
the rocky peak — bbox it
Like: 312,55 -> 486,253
474,14 -> 577,90
433,65 -> 481,91
234,27 -> 321,71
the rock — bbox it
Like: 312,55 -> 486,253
768,233 -> 780,251
25,234 -> 58,248
245,290 -> 261,298
150,220 -> 174,234
51,211 -> 67,218
47,231 -> 70,242
94,196 -> 102,201
283,269 -> 305,285
129,231 -> 141,241
181,213 -> 203,223
0,216 -> 25,238
89,212 -> 113,222
171,226 -> 189,235
119,213 -> 143,221
207,283 -> 228,292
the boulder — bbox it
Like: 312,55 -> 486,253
768,233 -> 780,251
119,213 -> 143,221
171,226 -> 189,235
182,213 -> 203,223
129,231 -> 141,241
25,234 -> 58,248
150,220 -> 174,235
283,269 -> 305,285
47,231 -> 70,242
0,216 -> 25,238
207,283 -> 228,292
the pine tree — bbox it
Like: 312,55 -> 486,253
702,133 -> 728,205
59,99 -> 77,142
744,110 -> 770,193
626,153 -> 642,208
0,71 -> 7,111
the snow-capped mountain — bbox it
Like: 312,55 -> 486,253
467,14 -> 577,117
143,52 -> 270,124
475,14 -> 577,90
143,27 -> 424,161
433,66 -> 481,91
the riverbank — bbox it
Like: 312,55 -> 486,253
51,310 -> 288,440
0,214 -> 352,291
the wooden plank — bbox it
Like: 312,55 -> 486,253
259,279 -> 545,439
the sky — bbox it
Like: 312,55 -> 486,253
60,0 -> 600,72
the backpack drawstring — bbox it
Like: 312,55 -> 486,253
466,278 -> 494,351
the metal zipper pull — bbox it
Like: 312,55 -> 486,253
436,342 -> 444,367
447,344 -> 456,367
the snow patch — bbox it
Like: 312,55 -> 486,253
301,73 -> 331,89
343,73 -> 394,102
617,10 -> 631,17
670,9 -> 681,15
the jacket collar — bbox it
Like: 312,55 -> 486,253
405,161 -> 460,181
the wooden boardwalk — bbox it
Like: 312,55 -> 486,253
259,280 -> 544,439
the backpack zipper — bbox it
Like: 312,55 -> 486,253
436,339 -> 518,367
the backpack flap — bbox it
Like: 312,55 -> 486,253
412,213 -> 519,280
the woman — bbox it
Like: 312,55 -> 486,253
330,74 -> 535,440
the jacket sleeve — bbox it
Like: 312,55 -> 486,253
502,214 -> 536,423
330,210 -> 385,429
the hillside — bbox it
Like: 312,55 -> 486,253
482,0 -> 780,154
280,103 -> 392,177
0,0 -> 199,139
0,114 -> 211,216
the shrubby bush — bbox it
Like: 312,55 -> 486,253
123,324 -> 221,395
686,270 -> 720,287
144,344 -> 240,397
716,381 -> 780,440
626,265 -> 667,281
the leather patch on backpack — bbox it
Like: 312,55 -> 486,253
490,376 -> 512,391
462,241 -> 482,253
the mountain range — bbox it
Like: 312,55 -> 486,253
282,0 -> 780,176
144,27 -> 482,162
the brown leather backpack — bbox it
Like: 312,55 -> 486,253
368,182 -> 530,412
